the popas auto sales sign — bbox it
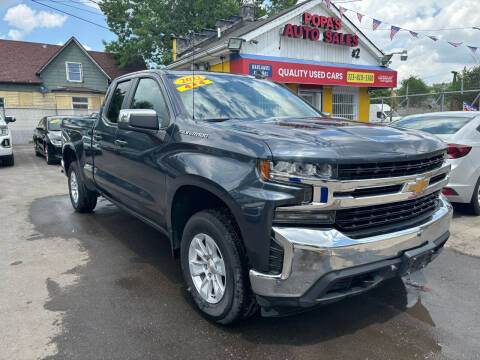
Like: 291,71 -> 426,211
282,12 -> 359,47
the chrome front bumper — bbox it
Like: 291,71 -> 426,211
250,195 -> 453,298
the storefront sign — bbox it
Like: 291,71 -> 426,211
249,63 -> 273,77
231,55 -> 397,88
282,12 -> 359,47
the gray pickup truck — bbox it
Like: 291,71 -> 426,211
61,70 -> 452,324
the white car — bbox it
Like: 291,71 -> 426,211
394,111 -> 480,214
0,115 -> 15,166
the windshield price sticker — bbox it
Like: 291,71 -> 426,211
49,119 -> 60,124
347,72 -> 375,84
174,75 -> 212,92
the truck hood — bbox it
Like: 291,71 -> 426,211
214,117 -> 446,162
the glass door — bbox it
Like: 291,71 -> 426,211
299,90 -> 322,112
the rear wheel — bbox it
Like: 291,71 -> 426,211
68,162 -> 97,213
468,178 -> 480,215
180,209 -> 257,324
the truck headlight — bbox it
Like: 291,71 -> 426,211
259,160 -> 334,183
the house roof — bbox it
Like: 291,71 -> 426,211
0,38 -> 146,85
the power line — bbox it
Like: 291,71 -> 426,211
30,0 -> 109,30
38,0 -> 104,16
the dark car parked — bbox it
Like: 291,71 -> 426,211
33,116 -> 65,164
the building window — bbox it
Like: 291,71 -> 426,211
66,62 -> 83,82
72,97 -> 89,109
0,97 -> 4,108
332,88 -> 358,120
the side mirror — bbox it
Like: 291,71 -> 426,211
118,109 -> 159,131
5,116 -> 15,123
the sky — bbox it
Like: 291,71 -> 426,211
0,0 -> 479,85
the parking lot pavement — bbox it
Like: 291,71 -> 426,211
1,145 -> 480,360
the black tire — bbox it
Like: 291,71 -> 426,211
4,154 -> 14,166
180,209 -> 257,324
34,141 -> 41,157
468,178 -> 480,215
45,145 -> 56,165
68,162 -> 97,213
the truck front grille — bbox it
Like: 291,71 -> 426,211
337,153 -> 445,180
335,191 -> 440,238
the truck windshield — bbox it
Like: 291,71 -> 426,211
394,115 -> 473,134
167,74 -> 321,121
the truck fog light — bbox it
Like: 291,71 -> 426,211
273,209 -> 335,225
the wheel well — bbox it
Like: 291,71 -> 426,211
171,186 -> 236,252
63,147 -> 76,174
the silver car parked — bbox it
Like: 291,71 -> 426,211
394,111 -> 480,214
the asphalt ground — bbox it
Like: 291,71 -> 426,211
1,145 -> 479,360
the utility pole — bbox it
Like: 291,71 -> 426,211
440,83 -> 445,111
406,83 -> 409,115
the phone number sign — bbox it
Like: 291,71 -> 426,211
347,71 -> 375,84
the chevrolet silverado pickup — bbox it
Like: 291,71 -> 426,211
61,70 -> 452,324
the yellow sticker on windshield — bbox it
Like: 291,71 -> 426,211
174,75 -> 212,92
49,119 -> 60,124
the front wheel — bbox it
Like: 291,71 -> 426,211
68,162 -> 97,213
45,145 -> 56,165
180,210 -> 257,324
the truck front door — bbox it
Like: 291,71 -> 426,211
113,76 -> 172,226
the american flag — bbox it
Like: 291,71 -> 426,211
463,102 -> 477,111
428,35 -> 439,41
372,19 -> 382,31
390,26 -> 400,40
409,31 -> 418,38
357,13 -> 364,22
467,46 -> 478,54
325,0 -> 330,8
448,42 -> 463,48
339,7 -> 347,16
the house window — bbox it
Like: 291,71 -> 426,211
72,97 -> 89,109
66,62 -> 83,82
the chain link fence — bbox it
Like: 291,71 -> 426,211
370,88 -> 480,123
2,107 -> 99,144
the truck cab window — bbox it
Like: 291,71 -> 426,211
106,80 -> 131,123
131,78 -> 168,126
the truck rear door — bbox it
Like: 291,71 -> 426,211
92,79 -> 132,198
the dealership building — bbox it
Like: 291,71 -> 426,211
167,0 -> 397,121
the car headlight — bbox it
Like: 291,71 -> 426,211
48,134 -> 62,146
259,160 -> 334,183
0,126 -> 8,136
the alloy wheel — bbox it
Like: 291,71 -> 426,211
70,171 -> 79,205
188,233 -> 226,304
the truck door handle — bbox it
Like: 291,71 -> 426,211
115,139 -> 128,147
93,134 -> 102,141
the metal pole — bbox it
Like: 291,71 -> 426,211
461,78 -> 464,94
390,88 -> 394,122
441,83 -> 445,111
406,84 -> 409,114
381,98 -> 384,122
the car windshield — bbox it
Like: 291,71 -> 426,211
394,115 -> 474,134
167,73 -> 322,121
47,118 -> 62,131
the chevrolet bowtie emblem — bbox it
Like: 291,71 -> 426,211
407,174 -> 431,195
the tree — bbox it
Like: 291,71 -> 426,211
396,76 -> 429,96
266,0 -> 297,14
100,0 -> 267,67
